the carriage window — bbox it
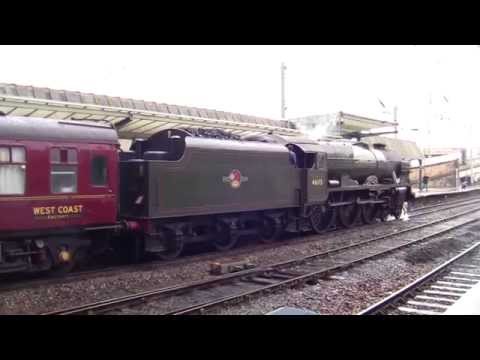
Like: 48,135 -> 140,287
67,149 -> 77,163
91,155 -> 107,186
11,147 -> 26,163
0,147 -> 9,162
50,148 -> 61,163
50,148 -> 77,194
0,146 -> 26,195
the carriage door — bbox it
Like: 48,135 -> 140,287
89,148 -> 117,223
303,151 -> 328,205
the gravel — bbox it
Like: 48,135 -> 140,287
205,221 -> 480,315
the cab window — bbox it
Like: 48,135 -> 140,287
0,146 -> 26,195
91,155 -> 108,186
51,148 -> 78,194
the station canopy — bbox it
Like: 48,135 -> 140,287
0,83 -> 300,140
290,112 -> 398,136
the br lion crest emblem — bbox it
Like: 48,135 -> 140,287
222,169 -> 249,189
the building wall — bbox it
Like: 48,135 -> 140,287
409,160 -> 458,188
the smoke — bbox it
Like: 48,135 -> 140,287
293,115 -> 337,141
297,123 -> 329,140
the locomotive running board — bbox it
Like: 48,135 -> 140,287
329,199 -> 386,207
328,201 -> 355,207
356,199 -> 386,205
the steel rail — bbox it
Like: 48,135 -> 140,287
409,197 -> 480,218
410,196 -> 480,214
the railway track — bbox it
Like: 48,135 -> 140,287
3,195 -> 480,295
358,242 -> 480,315
409,196 -> 480,217
42,205 -> 480,315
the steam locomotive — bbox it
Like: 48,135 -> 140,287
0,115 -> 411,274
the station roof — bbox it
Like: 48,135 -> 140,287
363,136 -> 424,160
290,111 -> 398,134
0,83 -> 300,139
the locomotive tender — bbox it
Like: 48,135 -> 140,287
0,115 -> 411,274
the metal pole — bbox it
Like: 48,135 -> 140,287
281,62 -> 287,119
470,122 -> 474,184
393,106 -> 398,139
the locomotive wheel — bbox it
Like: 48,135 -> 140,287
378,207 -> 391,222
156,231 -> 184,261
213,222 -> 239,251
258,216 -> 282,243
361,203 -> 378,225
309,206 -> 335,234
338,197 -> 359,228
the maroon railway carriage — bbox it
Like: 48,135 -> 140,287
0,116 -> 119,274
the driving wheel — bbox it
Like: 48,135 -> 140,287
213,221 -> 239,251
338,196 -> 359,228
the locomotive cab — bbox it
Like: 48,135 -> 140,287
287,143 -> 328,206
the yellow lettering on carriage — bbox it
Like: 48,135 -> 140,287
33,206 -> 56,216
33,205 -> 83,218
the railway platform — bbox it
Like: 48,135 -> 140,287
444,279 -> 480,315
413,185 -> 480,199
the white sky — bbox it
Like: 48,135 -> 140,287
1,45 -> 479,148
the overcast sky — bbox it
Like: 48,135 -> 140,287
1,45 -> 479,148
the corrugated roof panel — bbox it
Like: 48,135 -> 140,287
109,97 -> 123,108
178,106 -> 191,116
223,112 -> 234,121
33,87 -> 52,100
0,106 -> 15,114
84,114 -> 109,121
69,113 -> 93,120
65,91 -> 82,103
216,110 -> 226,120
187,107 -> 201,117
231,113 -> 242,122
144,101 -> 158,112
119,119 -> 155,132
157,103 -> 169,113
27,109 -> 56,118
80,93 -> 95,104
197,108 -> 209,118
10,108 -> 37,117
3,84 -> 19,96
132,99 -> 147,110
206,109 -> 218,119
48,111 -> 76,120
167,104 -> 180,115
16,85 -> 35,98
94,95 -> 110,106
50,89 -> 67,102
120,98 -> 135,109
